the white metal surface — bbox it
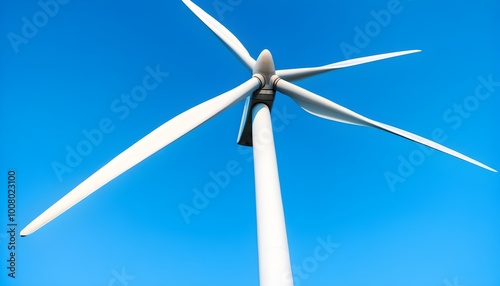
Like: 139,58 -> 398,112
20,77 -> 261,236
252,103 -> 293,286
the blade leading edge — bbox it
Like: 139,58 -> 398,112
276,79 -> 496,172
276,50 -> 421,82
21,77 -> 262,236
183,0 -> 256,71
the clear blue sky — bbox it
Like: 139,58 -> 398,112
1,0 -> 499,285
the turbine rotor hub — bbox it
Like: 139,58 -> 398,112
251,49 -> 280,106
237,50 -> 281,146
253,49 -> 279,89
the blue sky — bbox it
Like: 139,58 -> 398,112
1,0 -> 499,285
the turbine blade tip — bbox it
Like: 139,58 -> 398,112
479,163 -> 497,172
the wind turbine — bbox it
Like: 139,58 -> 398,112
22,1 -> 496,285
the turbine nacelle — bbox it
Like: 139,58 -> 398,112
238,50 -> 281,146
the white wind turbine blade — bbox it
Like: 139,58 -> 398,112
276,50 -> 421,82
276,79 -> 497,172
182,0 -> 256,71
21,77 -> 262,236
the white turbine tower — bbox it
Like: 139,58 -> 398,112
22,1 -> 496,285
